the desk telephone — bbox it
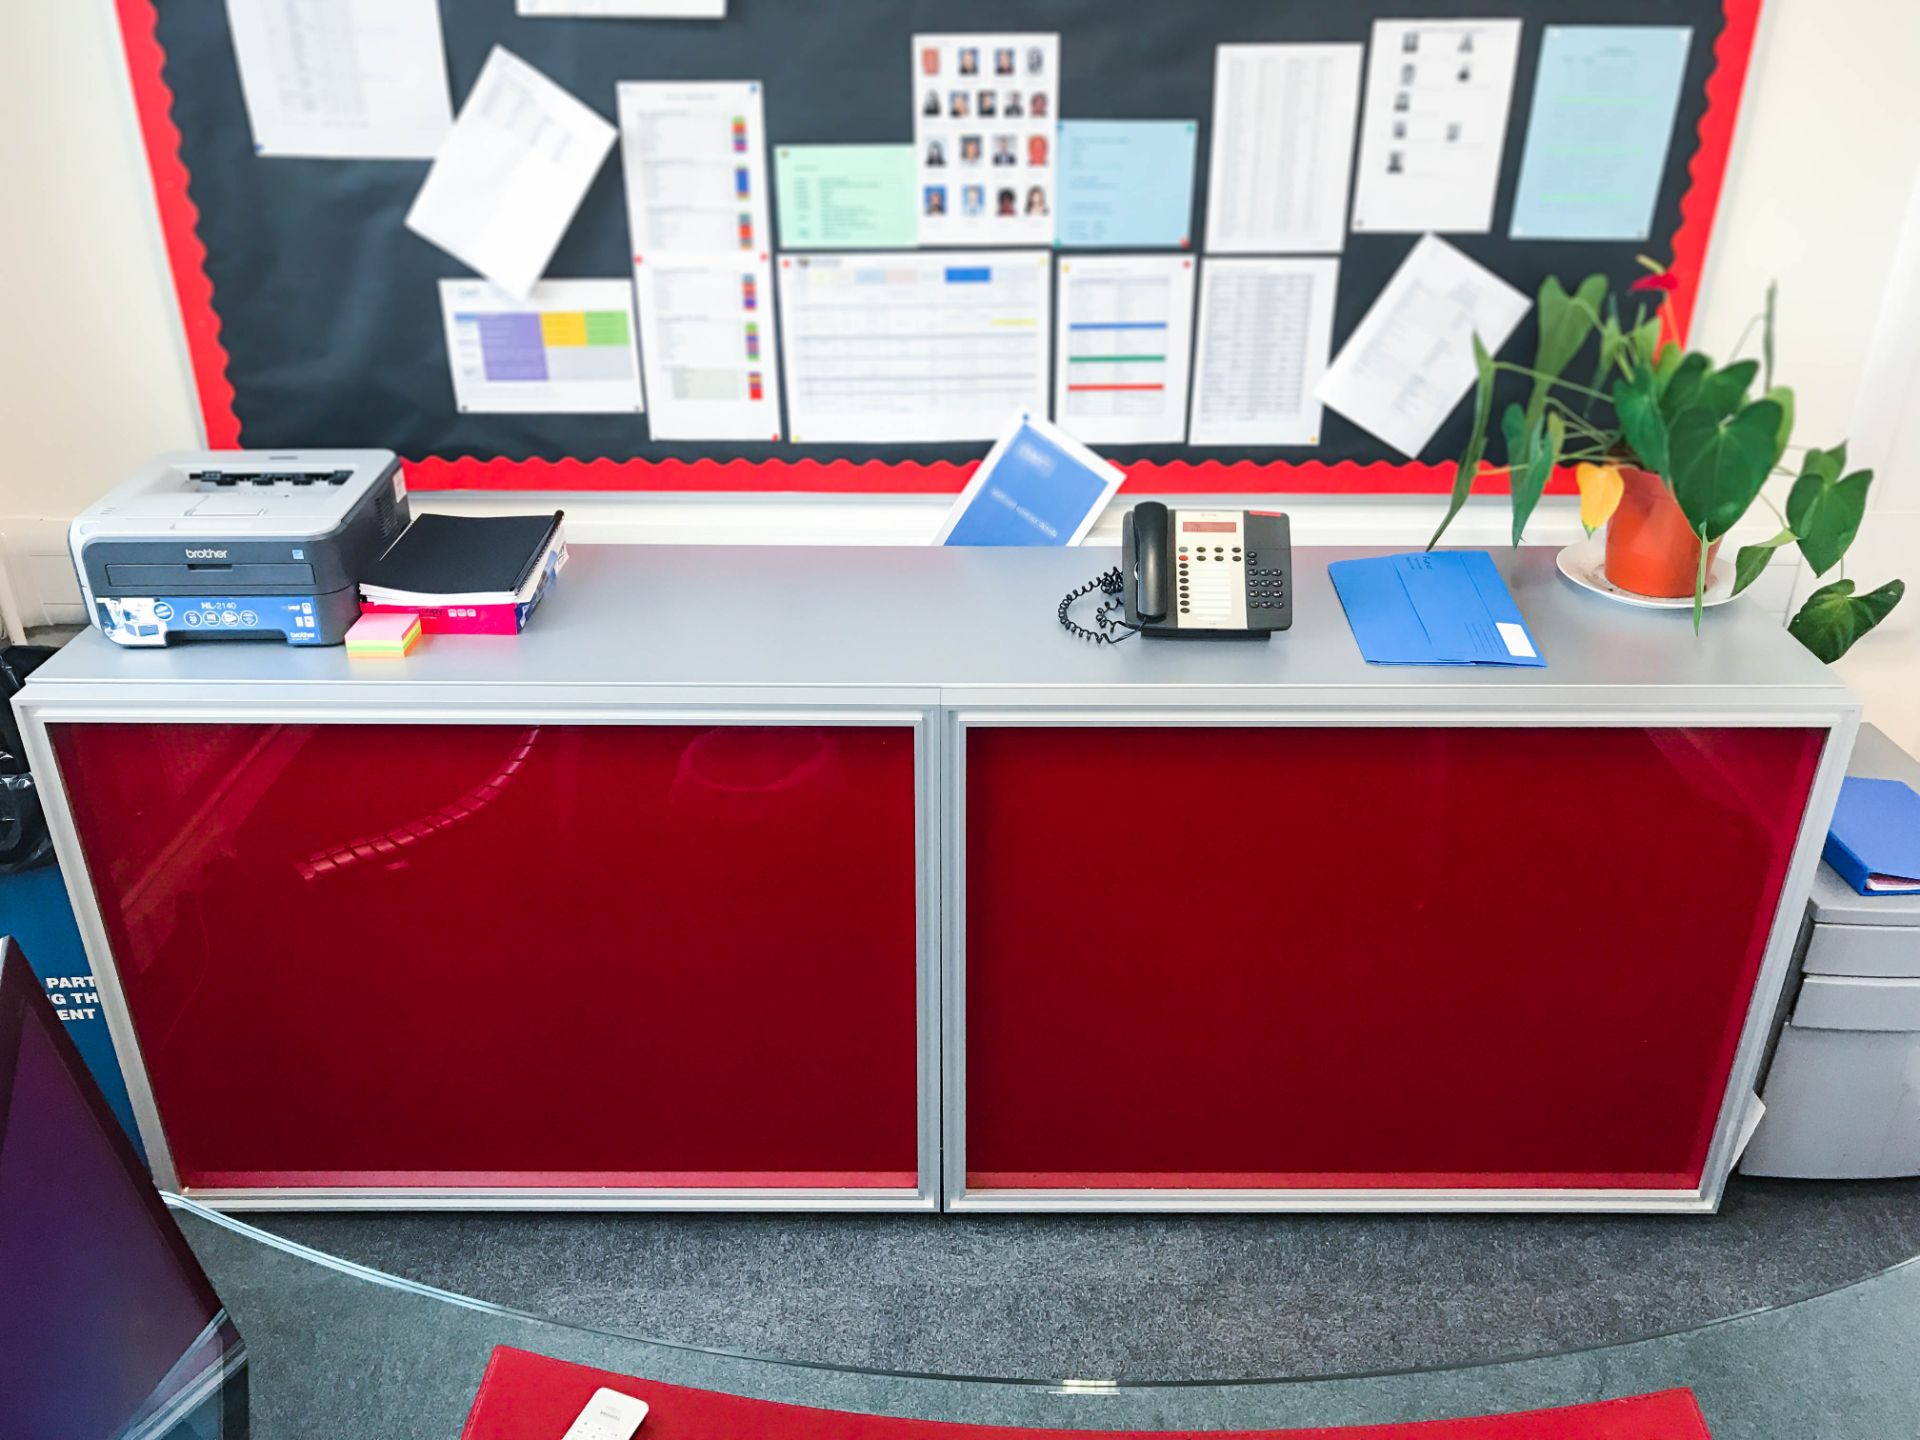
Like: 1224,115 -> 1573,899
1059,502 -> 1292,643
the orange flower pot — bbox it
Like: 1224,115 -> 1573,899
1603,466 -> 1721,598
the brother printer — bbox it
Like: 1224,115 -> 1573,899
69,450 -> 411,646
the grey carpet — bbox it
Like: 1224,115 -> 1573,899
255,1175 -> 1920,1383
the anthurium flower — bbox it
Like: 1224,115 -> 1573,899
1630,272 -> 1680,294
1576,463 -> 1625,534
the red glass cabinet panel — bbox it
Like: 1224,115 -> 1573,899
963,726 -> 1824,1191
51,722 -> 920,1191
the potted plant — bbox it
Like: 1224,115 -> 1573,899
1427,263 -> 1903,661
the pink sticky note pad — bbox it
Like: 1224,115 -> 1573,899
347,611 -> 422,656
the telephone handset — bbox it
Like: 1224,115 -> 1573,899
1121,502 -> 1291,638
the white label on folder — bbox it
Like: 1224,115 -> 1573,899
1496,621 -> 1535,658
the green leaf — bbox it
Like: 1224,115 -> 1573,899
1534,274 -> 1607,379
1698,359 -> 1760,418
1613,359 -> 1669,474
1786,453 -> 1873,576
1666,398 -> 1785,542
1500,400 -> 1528,467
1789,578 -> 1906,664
1762,280 -> 1778,393
1510,411 -> 1563,546
1653,340 -> 1684,387
1693,525 -> 1708,634
1764,384 -> 1795,465
1660,352 -> 1711,419
1628,315 -> 1664,374
1429,333 -> 1497,549
1732,526 -> 1796,596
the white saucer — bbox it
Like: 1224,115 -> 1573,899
1555,535 -> 1740,610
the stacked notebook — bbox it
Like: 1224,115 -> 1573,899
360,512 -> 566,635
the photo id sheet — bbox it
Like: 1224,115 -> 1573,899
1315,234 -> 1529,458
619,81 -> 781,439
1189,258 -> 1339,447
1204,44 -> 1363,254
403,47 -> 616,299
778,252 -> 1050,444
1055,256 -> 1197,446
1351,19 -> 1522,235
224,0 -> 454,158
439,279 -> 643,414
913,33 -> 1060,246
632,255 -> 780,440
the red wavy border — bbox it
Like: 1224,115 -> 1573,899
117,0 -> 1760,495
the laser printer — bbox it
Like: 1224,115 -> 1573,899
69,450 -> 411,647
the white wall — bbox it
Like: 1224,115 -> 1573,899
2,0 -> 1916,729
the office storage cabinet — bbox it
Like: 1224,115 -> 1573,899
45,719 -> 933,1209
957,724 -> 1821,1201
20,546 -> 1857,1211
1744,725 -> 1920,1180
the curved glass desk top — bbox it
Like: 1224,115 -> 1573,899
172,1196 -> 1918,1439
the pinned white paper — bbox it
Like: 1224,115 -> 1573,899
1351,19 -> 1522,235
1315,234 -> 1528,458
224,0 -> 454,159
1204,44 -> 1363,254
404,47 -> 616,299
1189,258 -> 1339,448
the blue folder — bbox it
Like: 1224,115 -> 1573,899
1328,551 -> 1545,667
1825,776 -> 1920,895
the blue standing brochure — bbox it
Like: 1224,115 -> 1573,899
935,413 -> 1125,547
1328,551 -> 1545,667
1824,777 -> 1920,895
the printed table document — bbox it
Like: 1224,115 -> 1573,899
404,47 -> 616,299
633,256 -> 780,440
1055,256 -> 1196,446
1315,234 -> 1529,457
913,33 -> 1060,247
1204,45 -> 1362,254
439,279 -> 644,414
619,82 -> 771,256
1189,258 -> 1339,448
224,0 -> 454,159
1351,19 -> 1522,234
1510,27 -> 1693,241
779,251 -> 1050,444
1056,121 -> 1199,249
774,145 -> 919,250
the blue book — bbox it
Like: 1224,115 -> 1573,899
1825,776 -> 1920,895
935,414 -> 1124,547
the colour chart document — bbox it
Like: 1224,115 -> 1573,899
912,33 -> 1060,247
1204,44 -> 1363,254
438,279 -> 644,414
618,81 -> 771,255
1189,258 -> 1339,447
1054,256 -> 1196,446
1315,234 -> 1529,457
633,256 -> 780,441
224,0 -> 454,159
403,47 -> 616,299
618,80 -> 781,439
1350,19 -> 1522,235
778,252 -> 1051,444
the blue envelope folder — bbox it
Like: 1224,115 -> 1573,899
1825,776 -> 1920,895
1329,551 -> 1546,667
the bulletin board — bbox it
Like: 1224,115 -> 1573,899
116,0 -> 1760,496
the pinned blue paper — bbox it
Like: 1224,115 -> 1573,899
1509,26 -> 1693,242
934,413 -> 1125,546
1824,777 -> 1920,895
1056,120 -> 1199,249
1329,551 -> 1545,666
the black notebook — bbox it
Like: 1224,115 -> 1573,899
361,513 -> 563,603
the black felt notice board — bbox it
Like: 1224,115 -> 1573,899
137,0 -> 1743,491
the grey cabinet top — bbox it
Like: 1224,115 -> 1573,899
25,544 -> 1854,714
